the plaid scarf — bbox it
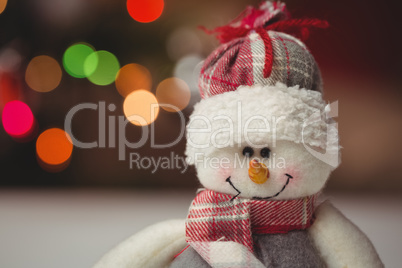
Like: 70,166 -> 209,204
185,189 -> 317,267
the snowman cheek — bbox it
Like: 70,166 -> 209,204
218,166 -> 233,180
284,168 -> 301,183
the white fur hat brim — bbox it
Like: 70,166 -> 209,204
185,82 -> 339,166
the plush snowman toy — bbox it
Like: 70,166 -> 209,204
94,2 -> 383,268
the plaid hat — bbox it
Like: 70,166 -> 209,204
199,1 -> 328,98
186,2 -> 339,168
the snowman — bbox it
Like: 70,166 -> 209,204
94,2 -> 383,267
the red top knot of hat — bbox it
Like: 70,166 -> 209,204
201,1 -> 329,79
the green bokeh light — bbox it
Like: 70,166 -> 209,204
63,43 -> 96,78
84,51 -> 120,86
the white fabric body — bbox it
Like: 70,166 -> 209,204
93,202 -> 383,268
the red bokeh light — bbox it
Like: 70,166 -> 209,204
1,100 -> 35,139
0,72 -> 21,109
126,0 -> 164,23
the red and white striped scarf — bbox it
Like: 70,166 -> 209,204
186,189 -> 317,253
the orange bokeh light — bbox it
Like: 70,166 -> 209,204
25,55 -> 62,92
115,63 -> 152,97
123,90 -> 159,126
126,0 -> 164,23
156,77 -> 191,112
36,128 -> 73,172
0,0 -> 7,14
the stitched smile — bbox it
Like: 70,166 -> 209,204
225,177 -> 241,201
226,173 -> 294,201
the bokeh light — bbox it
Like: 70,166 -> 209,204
2,100 -> 34,139
156,77 -> 191,112
25,55 -> 62,92
115,63 -> 152,97
127,0 -> 164,23
0,47 -> 23,73
36,128 -> 73,172
166,27 -> 202,61
0,72 -> 21,109
123,90 -> 159,126
0,0 -> 7,14
84,50 -> 120,86
63,43 -> 96,78
174,54 -> 204,92
33,0 -> 87,29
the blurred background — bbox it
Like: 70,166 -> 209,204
0,0 -> 401,267
1,0 -> 402,191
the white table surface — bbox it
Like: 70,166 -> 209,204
0,189 -> 400,268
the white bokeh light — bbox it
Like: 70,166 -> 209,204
173,54 -> 204,93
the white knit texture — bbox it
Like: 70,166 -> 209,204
186,82 -> 339,165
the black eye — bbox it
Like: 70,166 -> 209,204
260,147 -> 271,158
242,146 -> 254,157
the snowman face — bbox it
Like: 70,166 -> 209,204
187,84 -> 338,200
195,140 -> 333,200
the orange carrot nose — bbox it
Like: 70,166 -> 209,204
248,159 -> 269,184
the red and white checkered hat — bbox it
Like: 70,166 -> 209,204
198,1 -> 328,99
186,2 -> 340,168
